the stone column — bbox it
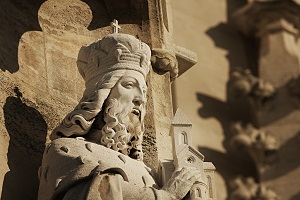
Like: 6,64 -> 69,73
147,0 -> 197,181
232,1 -> 300,199
234,1 -> 300,88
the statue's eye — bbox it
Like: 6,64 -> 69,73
123,81 -> 134,89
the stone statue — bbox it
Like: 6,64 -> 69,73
38,33 -> 202,200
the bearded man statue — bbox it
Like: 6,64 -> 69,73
38,34 -> 201,200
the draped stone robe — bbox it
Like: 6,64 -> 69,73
38,138 -> 174,200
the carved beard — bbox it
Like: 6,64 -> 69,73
100,98 -> 143,160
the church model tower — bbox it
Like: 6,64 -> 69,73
170,109 -> 217,200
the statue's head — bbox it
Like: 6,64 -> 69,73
51,34 -> 151,160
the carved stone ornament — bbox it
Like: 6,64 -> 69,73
229,177 -> 278,200
228,68 -> 275,106
38,33 -> 205,200
230,122 -> 279,172
151,48 -> 179,81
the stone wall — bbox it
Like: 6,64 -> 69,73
172,1 -> 250,199
172,1 -> 300,200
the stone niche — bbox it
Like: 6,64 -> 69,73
0,0 -> 152,199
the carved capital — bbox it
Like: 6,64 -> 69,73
151,48 -> 179,81
233,0 -> 300,36
230,122 -> 279,172
229,176 -> 278,200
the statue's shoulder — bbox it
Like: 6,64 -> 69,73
40,138 -> 156,199
47,138 -> 132,169
43,138 -> 156,185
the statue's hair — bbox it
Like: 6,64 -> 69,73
101,98 -> 143,160
50,70 -> 127,140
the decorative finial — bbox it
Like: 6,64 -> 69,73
110,19 -> 121,33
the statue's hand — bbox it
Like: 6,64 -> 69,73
162,167 -> 202,199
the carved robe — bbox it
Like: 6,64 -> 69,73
38,138 -> 173,200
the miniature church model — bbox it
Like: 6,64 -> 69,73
170,109 -> 217,200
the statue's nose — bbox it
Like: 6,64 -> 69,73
133,96 -> 145,106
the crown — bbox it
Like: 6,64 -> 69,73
77,34 -> 151,86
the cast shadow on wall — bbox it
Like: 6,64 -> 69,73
206,0 -> 257,73
0,0 -> 45,73
205,23 -> 249,71
1,87 -> 47,200
196,92 -> 257,197
201,1 -> 260,197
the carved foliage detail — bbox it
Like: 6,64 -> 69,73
151,48 -> 179,81
229,177 -> 278,200
228,68 -> 275,106
230,122 -> 279,172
